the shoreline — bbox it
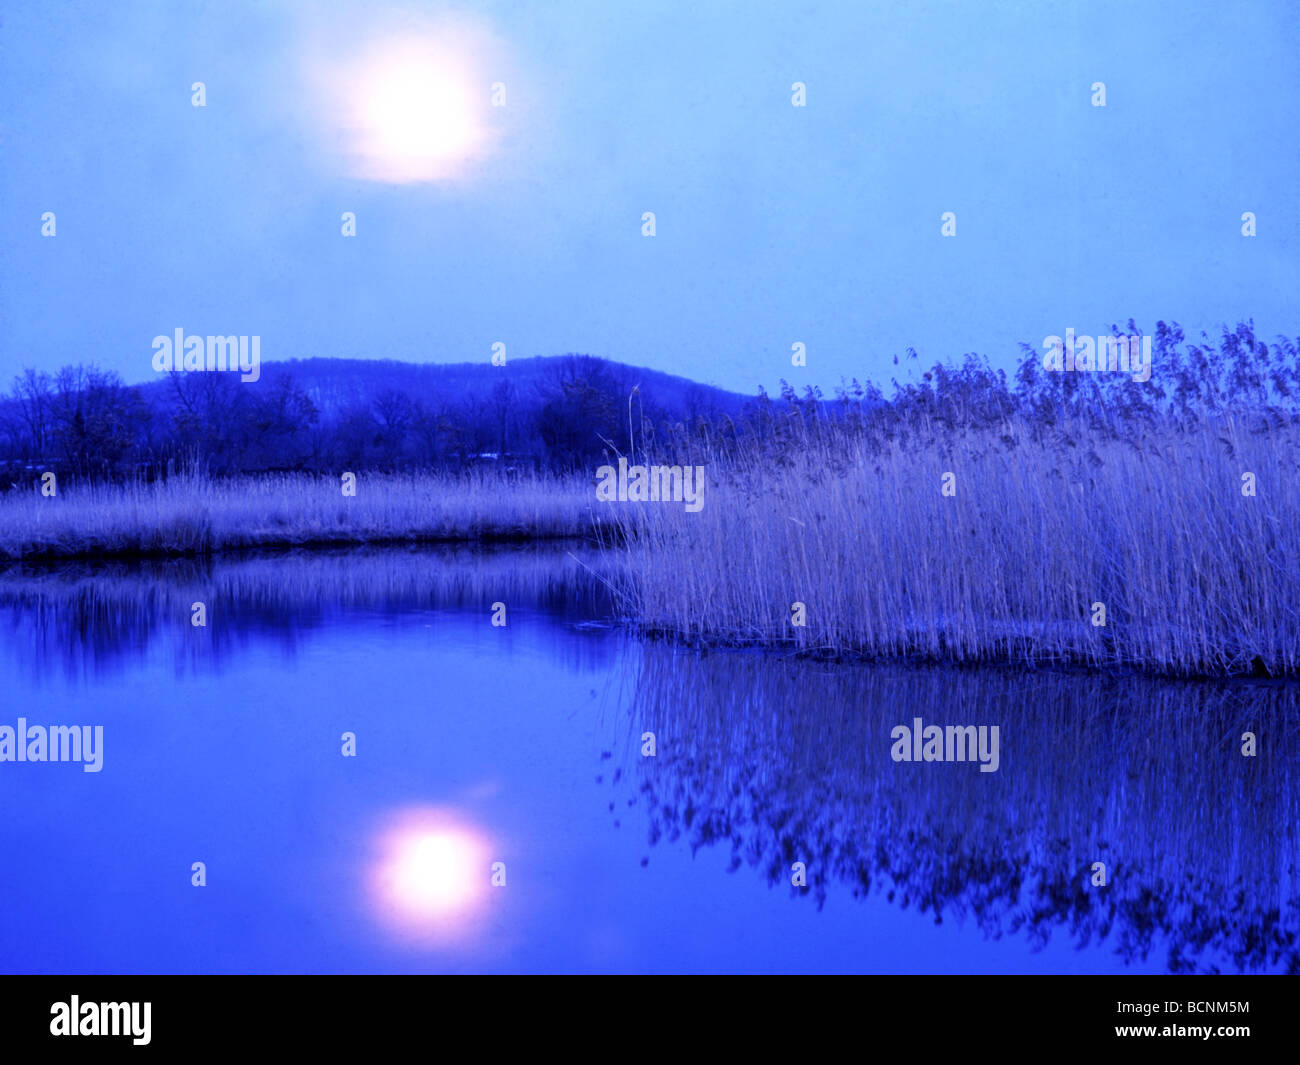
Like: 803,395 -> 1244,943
622,620 -> 1299,682
0,469 -> 607,562
1,537 -> 1294,682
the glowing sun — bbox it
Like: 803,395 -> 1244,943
337,35 -> 493,183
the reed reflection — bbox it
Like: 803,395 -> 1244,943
618,646 -> 1300,973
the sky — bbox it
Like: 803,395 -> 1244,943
1,0 -> 1297,397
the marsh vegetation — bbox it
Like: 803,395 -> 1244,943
4,321 -> 1297,676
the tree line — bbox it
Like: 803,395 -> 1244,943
2,322 -> 1295,487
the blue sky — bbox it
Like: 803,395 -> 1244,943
2,0 -> 1297,396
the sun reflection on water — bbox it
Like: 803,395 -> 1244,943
368,806 -> 494,947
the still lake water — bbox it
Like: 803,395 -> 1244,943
1,546 -> 1296,974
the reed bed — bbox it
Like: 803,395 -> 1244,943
608,417 -> 1300,677
0,469 -> 604,560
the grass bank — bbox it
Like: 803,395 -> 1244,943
0,470 -> 606,560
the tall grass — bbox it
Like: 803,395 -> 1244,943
0,469 -> 605,560
607,416 -> 1300,677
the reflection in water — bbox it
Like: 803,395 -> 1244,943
3,546 -> 1296,972
368,807 -> 495,949
619,645 -> 1300,973
0,545 -> 615,680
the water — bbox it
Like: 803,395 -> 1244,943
1,547 -> 1296,974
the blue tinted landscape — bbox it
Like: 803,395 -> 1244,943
1,546 -> 1296,973
1,1 -> 1297,976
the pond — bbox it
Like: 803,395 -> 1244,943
0,546 -> 1295,973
